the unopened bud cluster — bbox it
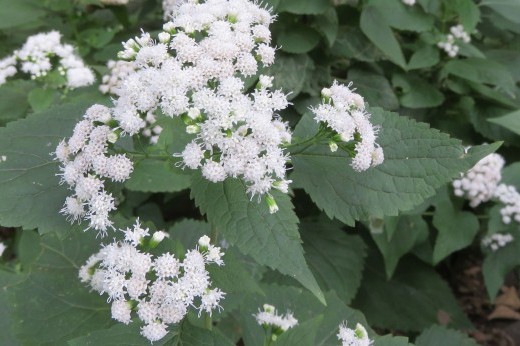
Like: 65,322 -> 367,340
337,321 -> 372,346
311,81 -> 384,172
254,304 -> 298,341
482,232 -> 514,252
79,220 -> 225,342
0,31 -> 94,88
438,25 -> 471,58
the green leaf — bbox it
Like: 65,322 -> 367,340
0,0 -> 45,29
348,69 -> 399,110
330,27 -> 382,62
277,0 -> 332,15
0,271 -> 27,346
0,102 -> 94,234
482,228 -> 520,299
408,45 -> 440,70
28,88 -> 58,113
12,230 -> 113,344
277,315 -> 324,346
415,325 -> 478,346
125,159 -> 190,193
301,220 -> 367,304
442,58 -> 516,96
174,322 -> 234,346
291,108 -> 500,226
432,201 -> 479,264
360,6 -> 407,68
265,53 -> 314,101
488,110 -> 520,136
312,8 -> 339,47
352,255 -> 472,332
446,0 -> 480,30
481,0 -> 520,24
367,0 -> 435,32
371,215 -> 429,278
0,80 -> 34,125
278,25 -> 321,54
392,74 -> 445,109
190,174 -> 324,304
374,335 -> 412,346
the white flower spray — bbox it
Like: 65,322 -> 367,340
337,321 -> 372,346
254,304 -> 298,342
438,24 -> 471,58
79,220 -> 225,342
0,31 -> 95,89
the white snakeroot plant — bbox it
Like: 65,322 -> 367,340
0,31 -> 95,88
254,304 -> 298,342
79,220 -> 225,342
337,321 -> 372,346
311,81 -> 384,172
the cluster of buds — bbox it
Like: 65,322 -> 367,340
438,24 -> 471,58
254,304 -> 298,342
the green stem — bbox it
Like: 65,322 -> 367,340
210,223 -> 218,242
204,313 -> 213,331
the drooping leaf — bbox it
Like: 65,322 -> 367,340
360,6 -> 406,68
415,325 -> 478,346
190,174 -> 324,304
291,108 -> 500,226
301,220 -> 367,304
488,110 -> 520,136
352,254 -> 472,332
0,102 -> 94,234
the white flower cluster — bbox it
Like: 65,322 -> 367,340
112,0 -> 291,204
401,0 -> 416,6
0,31 -> 95,88
254,304 -> 298,337
482,233 -> 514,252
55,104 -> 134,234
453,153 -> 505,208
99,60 -> 137,95
337,321 -> 372,346
101,0 -> 129,5
454,152 -> 520,225
79,221 -> 225,342
162,0 -> 187,19
0,242 -> 6,257
311,81 -> 384,172
437,25 -> 471,58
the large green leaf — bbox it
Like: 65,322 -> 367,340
415,325 -> 478,346
360,6 -> 407,68
0,271 -> 27,346
301,220 -> 367,304
12,230 -> 113,345
0,102 -> 93,234
277,25 -> 321,54
352,254 -> 472,332
190,174 -> 324,304
291,108 -> 500,226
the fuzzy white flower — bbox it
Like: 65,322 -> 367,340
482,233 -> 514,251
338,321 -> 372,346
254,304 -> 298,332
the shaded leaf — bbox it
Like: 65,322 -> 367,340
415,325 -> 478,346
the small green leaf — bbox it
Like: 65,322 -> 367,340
0,80 -> 34,125
432,201 -> 479,264
360,6 -> 407,68
301,221 -> 367,304
408,45 -> 440,70
488,110 -> 520,136
28,88 -> 58,113
392,74 -> 444,109
278,25 -> 321,54
265,53 -> 314,101
330,27 -> 382,62
371,215 -> 429,278
348,69 -> 399,110
190,174 -> 324,304
415,325 -> 478,346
